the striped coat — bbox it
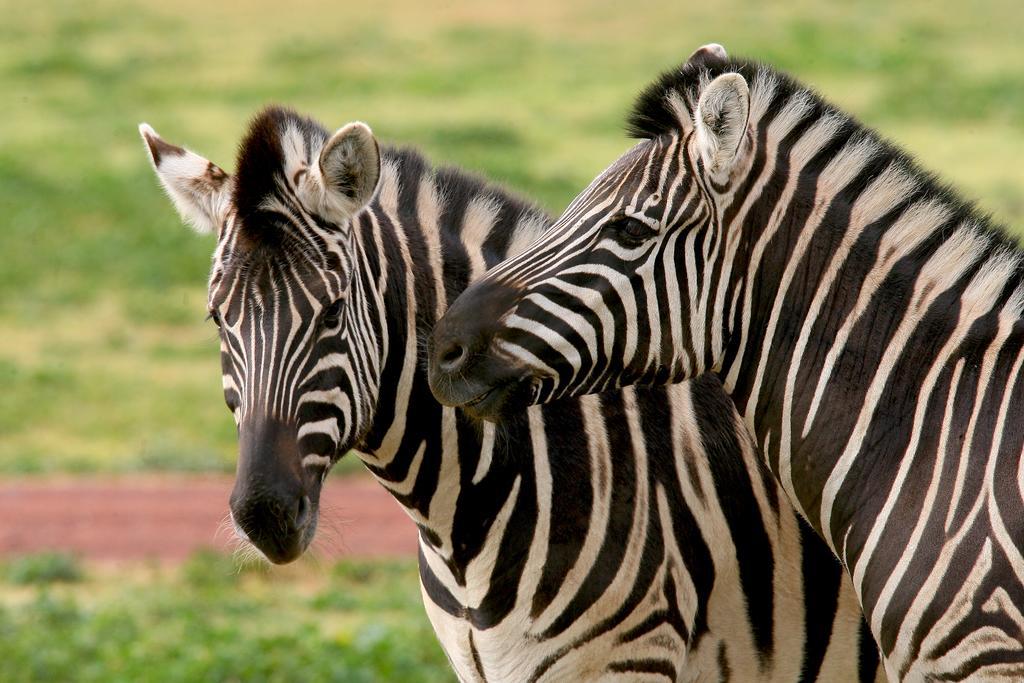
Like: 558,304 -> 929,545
142,107 -> 880,681
429,45 -> 1024,680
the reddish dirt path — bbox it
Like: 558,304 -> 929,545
0,474 -> 418,562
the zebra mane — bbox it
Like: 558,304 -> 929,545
627,57 -> 732,140
627,56 -> 1022,253
234,106 -> 328,224
230,105 -> 550,262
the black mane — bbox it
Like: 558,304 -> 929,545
228,105 -> 549,264
233,106 -> 328,223
626,55 -> 1020,251
628,57 -> 784,140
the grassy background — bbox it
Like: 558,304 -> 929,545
2,0 -> 1022,473
0,553 -> 451,682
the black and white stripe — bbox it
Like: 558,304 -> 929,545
431,44 -> 1024,680
143,106 -> 880,681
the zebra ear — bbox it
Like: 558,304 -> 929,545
685,43 -> 727,70
694,73 -> 750,177
318,121 -> 380,218
139,123 -> 232,234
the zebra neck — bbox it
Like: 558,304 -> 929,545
351,154 -> 547,559
714,94 -> 1024,544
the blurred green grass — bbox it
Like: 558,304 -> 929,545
1,0 -> 1022,472
0,552 -> 452,682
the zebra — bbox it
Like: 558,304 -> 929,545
428,43 -> 1024,680
139,104 -> 881,681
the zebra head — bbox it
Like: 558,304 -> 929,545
140,108 -> 382,562
429,44 -> 750,420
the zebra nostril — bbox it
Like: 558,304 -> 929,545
438,342 -> 468,373
294,495 -> 312,530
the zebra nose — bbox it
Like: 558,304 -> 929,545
436,340 -> 469,373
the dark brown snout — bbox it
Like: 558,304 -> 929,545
428,279 -> 536,421
230,418 -> 321,563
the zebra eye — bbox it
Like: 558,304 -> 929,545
321,299 -> 344,327
606,215 -> 656,244
206,309 -> 222,328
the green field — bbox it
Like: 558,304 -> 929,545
2,0 -> 1022,473
0,553 -> 453,682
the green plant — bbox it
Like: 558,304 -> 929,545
0,554 -> 454,682
5,553 -> 84,585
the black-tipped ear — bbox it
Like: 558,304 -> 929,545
140,123 -> 187,167
318,122 -> 380,214
694,73 -> 750,176
685,43 -> 728,70
138,123 -> 232,234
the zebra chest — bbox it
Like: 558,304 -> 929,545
423,609 -> 695,683
420,588 -> 547,683
418,573 -> 717,683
